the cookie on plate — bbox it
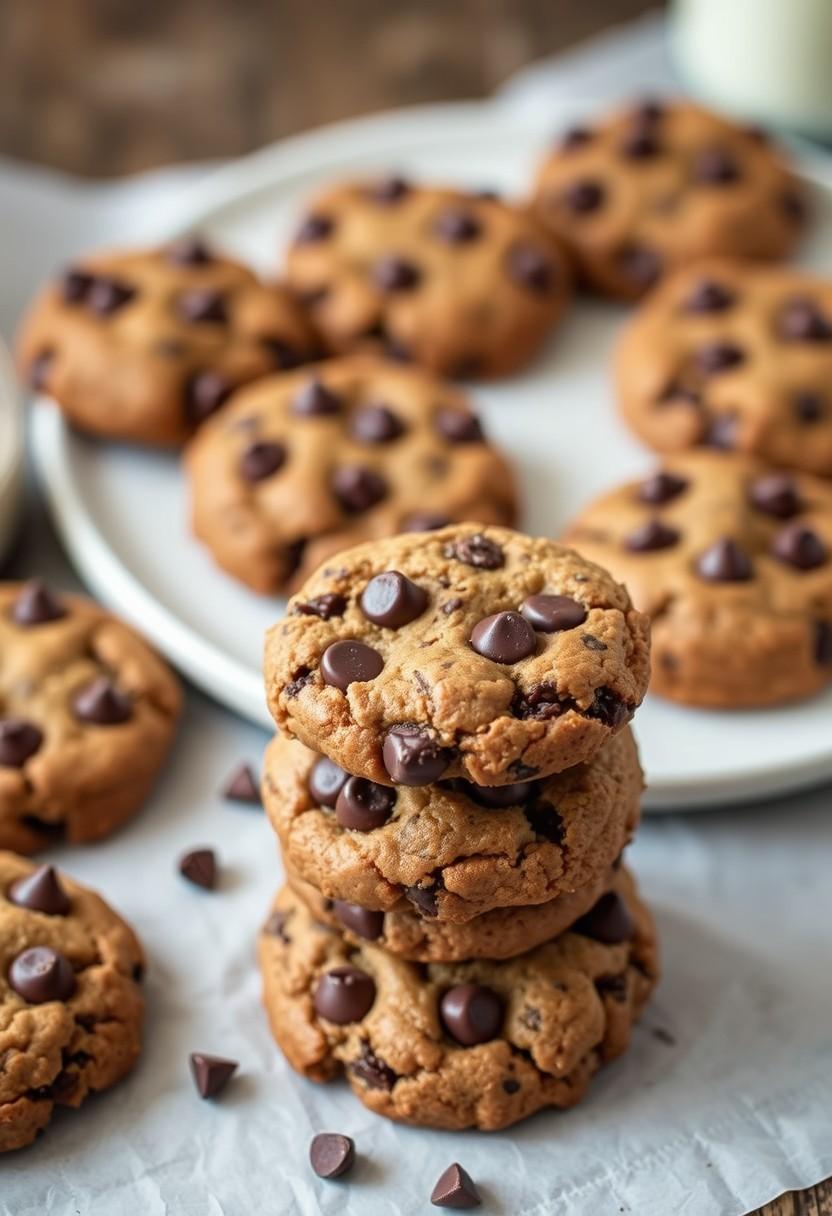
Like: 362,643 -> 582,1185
0,581 -> 181,852
284,179 -> 571,378
265,525 -> 651,787
258,870 -> 657,1130
16,239 -> 318,446
261,728 -> 640,923
564,452 -> 832,707
186,356 -> 518,594
0,852 -> 144,1152
530,99 -> 805,299
615,259 -> 832,477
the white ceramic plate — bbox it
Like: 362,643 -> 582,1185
31,100 -> 832,810
0,337 -> 24,566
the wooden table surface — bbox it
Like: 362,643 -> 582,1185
0,1 -> 827,1211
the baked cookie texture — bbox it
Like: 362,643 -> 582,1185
262,729 -> 641,923
531,99 -> 805,300
16,239 -> 318,446
564,452 -> 832,707
284,180 -> 571,378
615,259 -> 832,477
186,356 -> 518,594
258,870 -> 657,1131
0,582 -> 181,853
264,525 -> 651,787
0,852 -> 144,1152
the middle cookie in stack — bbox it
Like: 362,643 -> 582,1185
259,523 -> 656,1130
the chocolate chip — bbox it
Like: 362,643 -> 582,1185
72,678 -> 132,725
404,883 -> 439,917
185,370 -> 233,424
263,337 -> 302,369
506,244 -> 554,293
87,277 -> 135,316
777,297 -> 832,342
520,594 -> 587,633
178,848 -> 217,890
503,1077 -> 521,1095
383,724 -> 452,785
310,1132 -> 356,1180
440,984 -> 503,1046
351,403 -> 405,443
314,966 -> 376,1023
638,472 -> 688,505
332,466 -> 388,513
433,209 -> 481,243
11,580 -> 66,626
781,189 -> 807,224
368,176 -> 409,204
177,289 -> 227,324
0,719 -> 43,768
292,379 -> 342,417
619,130 -> 660,159
616,244 -> 661,289
582,635 -> 607,651
335,777 -> 397,831
350,1041 -> 397,1089
222,763 -> 260,805
696,538 -> 754,582
574,891 -> 634,943
524,800 -> 565,843
462,780 -> 532,809
333,901 -> 384,941
559,125 -> 594,150
794,392 -> 826,424
321,640 -> 384,690
470,612 -> 536,663
431,1163 -> 482,1209
9,946 -> 76,1004
373,257 -> 421,293
308,757 -> 349,806
624,519 -> 680,552
296,593 -> 347,620
403,512 -> 452,532
264,909 -> 292,943
683,280 -> 736,313
771,524 -> 828,570
29,350 -> 54,391
696,342 -> 746,374
295,213 -> 335,243
360,571 -> 428,627
435,408 -> 484,443
8,865 -> 71,915
587,687 -> 632,729
633,98 -> 664,123
61,268 -> 94,303
189,1053 -> 238,1098
445,533 -> 504,569
167,236 -> 213,265
693,147 -> 741,184
512,682 -> 562,721
816,622 -> 832,665
749,473 -> 802,519
563,179 -> 605,213
239,440 -> 287,482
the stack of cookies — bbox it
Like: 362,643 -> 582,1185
257,523 -> 658,1131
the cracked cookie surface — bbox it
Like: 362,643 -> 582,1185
0,582 -> 181,853
258,869 -> 657,1130
565,451 -> 832,707
186,356 -> 518,594
265,525 -> 651,786
262,729 -> 640,924
0,851 -> 144,1152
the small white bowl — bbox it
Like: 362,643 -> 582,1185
0,338 -> 24,567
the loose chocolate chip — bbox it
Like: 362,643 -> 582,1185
296,593 -> 347,620
350,1041 -> 398,1089
321,640 -> 384,690
87,277 -> 135,316
177,289 -> 227,324
470,612 -> 537,663
404,883 -> 439,917
559,125 -> 594,150
314,966 -> 376,1024
445,533 -> 504,569
435,408 -> 484,443
683,280 -> 736,313
587,686 -> 632,729
29,350 -> 54,391
506,244 -> 553,293
693,147 -> 741,184
223,763 -> 260,805
333,900 -> 384,941
264,909 -> 291,943
179,848 -> 217,890
520,594 -> 587,633
403,512 -> 452,532
563,179 -> 605,213
350,403 -> 405,444
696,342 -> 746,374
72,678 -> 132,725
295,213 -> 335,243
574,891 -> 634,943
777,297 -> 832,342
440,984 -> 504,1046
624,519 -> 680,552
185,370 -> 232,425
308,757 -> 349,806
771,524 -> 828,570
11,580 -> 66,626
638,472 -> 688,505
360,570 -> 428,627
167,236 -> 213,265
374,256 -> 422,292
462,780 -> 532,809
431,1163 -> 482,1210
524,800 -> 565,843
292,379 -> 342,417
368,176 -> 410,204
335,776 -> 397,831
189,1053 -> 238,1098
61,268 -> 94,303
8,865 -> 71,915
310,1132 -> 356,1180
239,440 -> 287,482
696,538 -> 754,582
617,244 -> 661,289
433,209 -> 481,243
816,622 -> 832,665
9,947 -> 75,1005
332,466 -> 388,513
383,724 -> 452,785
0,719 -> 43,768
794,392 -> 826,424
749,473 -> 802,519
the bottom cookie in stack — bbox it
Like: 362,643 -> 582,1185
258,867 -> 657,1132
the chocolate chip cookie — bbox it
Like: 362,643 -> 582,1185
564,452 -> 832,707
258,869 -> 657,1130
16,238 -> 318,446
0,582 -> 181,852
531,99 -> 805,300
262,728 -> 640,923
615,259 -> 832,476
265,525 -> 651,786
186,356 -> 518,594
0,852 -> 144,1152
284,179 -> 571,378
